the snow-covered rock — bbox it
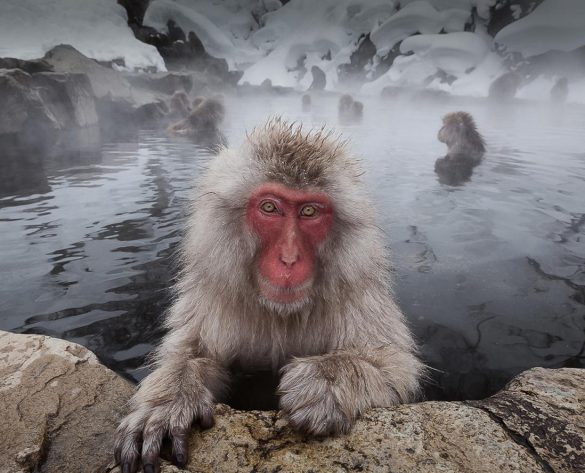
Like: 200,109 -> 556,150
400,32 -> 491,76
371,1 -> 471,57
240,0 -> 398,88
0,0 -> 165,72
495,0 -> 585,58
143,0 -> 266,69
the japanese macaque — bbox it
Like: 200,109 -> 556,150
550,77 -> 568,104
192,95 -> 205,109
168,91 -> 191,121
114,119 -> 423,472
338,94 -> 363,124
351,100 -> 364,120
435,111 -> 486,185
301,93 -> 311,112
168,96 -> 226,148
338,94 -> 353,115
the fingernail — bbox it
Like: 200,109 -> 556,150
175,453 -> 185,465
143,464 -> 154,473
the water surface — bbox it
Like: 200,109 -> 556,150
1,94 -> 584,400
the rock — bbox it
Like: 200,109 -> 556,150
0,68 -> 98,142
309,65 -> 326,91
31,72 -> 99,128
2,330 -> 583,473
125,72 -> 193,96
0,330 -> 134,473
337,33 -> 377,85
0,57 -> 53,74
107,370 -> 585,473
488,71 -> 523,101
117,0 -> 150,27
476,368 -> 585,472
42,44 -> 135,101
41,44 -> 188,134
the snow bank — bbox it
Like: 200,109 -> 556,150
400,32 -> 490,76
0,0 -> 165,71
495,0 -> 585,57
240,0 -> 398,88
143,0 -> 264,69
370,1 -> 471,57
363,30 -> 498,96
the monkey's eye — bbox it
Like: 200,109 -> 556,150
300,205 -> 317,217
260,201 -> 277,213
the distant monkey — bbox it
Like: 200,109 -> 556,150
338,94 -> 353,115
338,94 -> 363,123
168,96 -> 226,148
351,100 -> 364,120
301,93 -> 311,112
435,111 -> 486,185
192,95 -> 205,109
115,119 -> 423,472
438,111 -> 485,163
550,77 -> 568,104
168,91 -> 191,121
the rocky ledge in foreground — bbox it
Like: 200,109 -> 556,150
0,330 -> 583,473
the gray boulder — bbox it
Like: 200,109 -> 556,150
0,330 -> 134,473
0,68 -> 98,140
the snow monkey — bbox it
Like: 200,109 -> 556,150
435,111 -> 486,185
437,111 -> 485,164
168,96 -> 226,148
114,118 -> 423,473
338,93 -> 354,116
338,94 -> 363,123
168,91 -> 191,121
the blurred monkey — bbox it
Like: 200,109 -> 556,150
168,96 -> 226,148
435,111 -> 486,185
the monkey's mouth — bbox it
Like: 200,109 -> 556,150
257,275 -> 313,305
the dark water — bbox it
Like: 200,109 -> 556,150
1,94 -> 584,400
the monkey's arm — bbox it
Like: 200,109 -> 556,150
114,328 -> 228,472
279,346 -> 423,436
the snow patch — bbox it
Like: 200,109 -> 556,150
495,0 -> 585,57
371,1 -> 472,57
400,32 -> 490,76
0,0 -> 165,71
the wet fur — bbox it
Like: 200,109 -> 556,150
437,111 -> 485,164
115,118 -> 423,470
338,94 -> 363,124
168,96 -> 226,148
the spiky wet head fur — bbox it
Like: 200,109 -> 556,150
175,117 -> 390,324
438,111 -> 485,162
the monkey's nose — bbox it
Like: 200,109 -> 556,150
280,251 -> 298,268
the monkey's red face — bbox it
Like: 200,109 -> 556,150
246,183 -> 333,307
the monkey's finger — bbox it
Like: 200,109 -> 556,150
195,404 -> 215,430
115,410 -> 149,472
169,424 -> 190,468
141,411 -> 166,473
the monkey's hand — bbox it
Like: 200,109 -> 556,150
114,360 -> 222,473
278,351 -> 394,436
